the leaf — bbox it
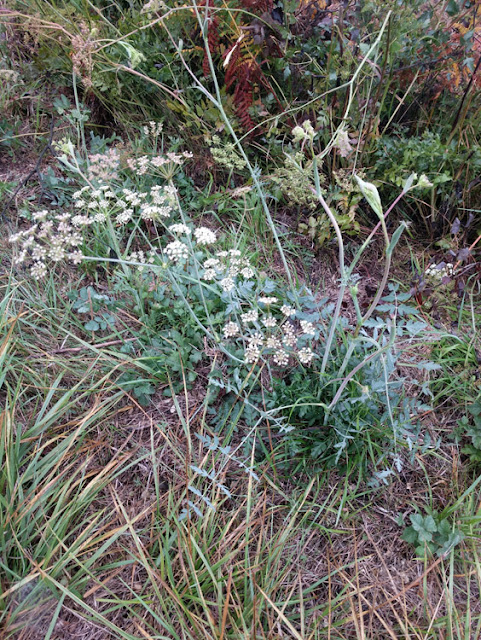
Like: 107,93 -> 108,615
415,362 -> 442,371
84,320 -> 100,331
117,42 -> 146,69
386,222 -> 407,257
446,0 -> 460,16
188,485 -> 216,511
451,217 -> 461,235
410,514 -> 437,542
402,526 -> 418,544
436,531 -> 464,557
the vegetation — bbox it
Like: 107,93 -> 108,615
0,0 -> 480,638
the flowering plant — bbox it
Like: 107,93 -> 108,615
8,133 -> 437,478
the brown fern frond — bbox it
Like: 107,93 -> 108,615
198,0 -> 220,77
223,45 -> 261,133
224,41 -> 242,89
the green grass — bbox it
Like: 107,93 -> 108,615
1,267 -> 481,639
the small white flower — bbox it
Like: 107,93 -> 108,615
32,246 -> 47,260
165,240 -> 189,263
30,261 -> 47,279
169,223 -> 191,235
298,347 -> 314,365
140,204 -> 171,220
228,265 -> 239,277
259,296 -> 278,305
194,227 -> 217,246
202,268 -> 216,281
204,258 -> 222,270
229,249 -> 242,257
73,186 -> 89,199
266,336 -> 281,350
282,323 -> 297,347
220,277 -> 235,292
49,245 -> 65,262
67,231 -> 82,246
281,304 -> 296,317
248,332 -> 264,348
32,210 -> 48,221
245,345 -> 260,364
300,320 -> 316,336
116,210 -> 133,224
14,249 -> 27,265
273,349 -> 289,367
262,315 -> 277,328
71,215 -> 90,227
223,322 -> 240,338
68,250 -> 84,265
22,236 -> 35,248
55,213 -> 71,222
241,267 -> 255,279
57,222 -> 72,234
241,309 -> 258,324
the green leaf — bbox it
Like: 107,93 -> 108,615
436,531 -> 464,557
84,320 -> 100,331
410,514 -> 437,542
386,222 -> 407,257
446,0 -> 459,16
402,526 -> 418,544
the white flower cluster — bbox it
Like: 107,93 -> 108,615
165,240 -> 189,263
127,151 -> 193,177
9,209 -> 85,280
211,273 -> 318,369
128,249 -> 157,272
9,177 -> 182,278
231,311 -> 316,368
88,149 -> 120,181
227,309 -> 316,368
199,249 -> 253,289
425,262 -> 454,280
194,227 -> 217,246
168,234 -> 318,369
169,223 -> 191,235
72,183 -> 177,226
